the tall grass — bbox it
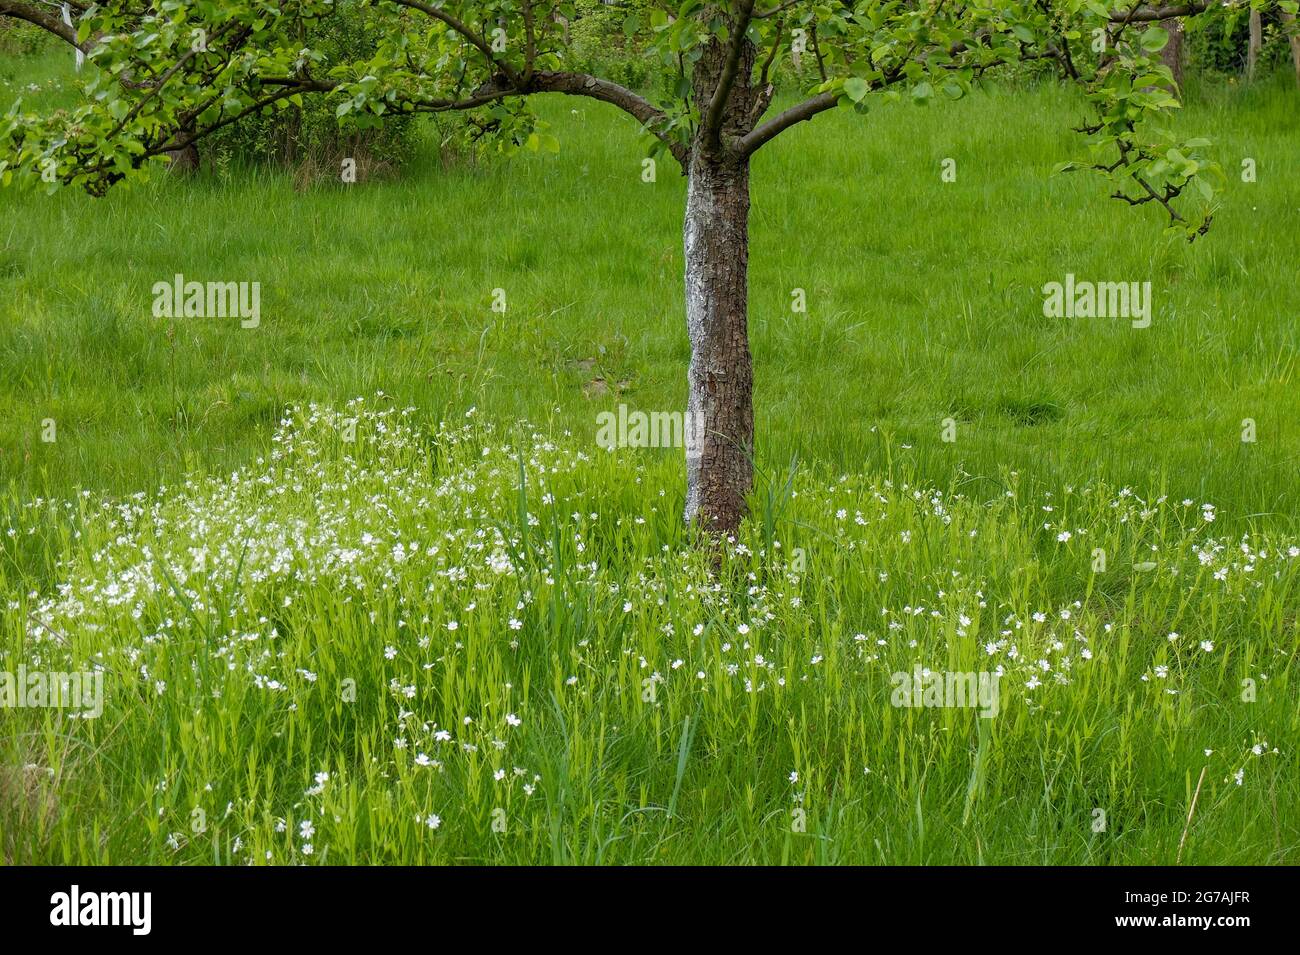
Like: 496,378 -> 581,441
1,403 -> 1295,864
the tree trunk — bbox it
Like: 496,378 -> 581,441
1160,19 -> 1185,93
164,121 -> 199,173
1247,10 -> 1262,82
681,32 -> 761,537
683,150 -> 753,536
1281,11 -> 1300,87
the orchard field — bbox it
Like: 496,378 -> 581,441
2,38 -> 1298,864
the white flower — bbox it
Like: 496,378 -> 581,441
424,813 -> 442,829
1199,640 -> 1214,652
505,713 -> 521,727
300,820 -> 315,840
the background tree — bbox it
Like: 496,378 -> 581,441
1279,8 -> 1300,82
1247,6 -> 1262,77
2,0 -> 1290,536
1158,17 -> 1185,89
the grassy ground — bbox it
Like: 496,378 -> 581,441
4,404 -> 1297,864
1,52 -> 1297,864
3,60 -> 1299,537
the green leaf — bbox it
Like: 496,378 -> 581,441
844,77 -> 869,102
1140,27 -> 1169,52
623,14 -> 641,37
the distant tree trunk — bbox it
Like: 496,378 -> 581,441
1160,19 -> 1185,92
164,122 -> 199,173
1247,9 -> 1262,81
1281,11 -> 1300,87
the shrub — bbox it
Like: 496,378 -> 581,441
1188,8 -> 1294,77
0,19 -> 59,57
207,1 -> 417,179
568,0 -> 672,93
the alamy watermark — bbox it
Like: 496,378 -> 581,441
1042,273 -> 1151,328
50,885 -> 150,935
152,273 -> 260,328
0,665 -> 103,718
890,665 -> 1000,718
595,404 -> 706,461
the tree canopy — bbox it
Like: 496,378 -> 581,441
3,1 -> 1291,236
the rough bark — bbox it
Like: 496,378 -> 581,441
1159,19 -> 1185,92
682,33 -> 760,536
683,151 -> 753,536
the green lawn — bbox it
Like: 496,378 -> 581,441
1,53 -> 1297,864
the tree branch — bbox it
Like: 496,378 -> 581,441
735,90 -> 835,156
389,0 -> 522,88
703,0 -> 756,147
753,0 -> 804,18
0,0 -> 84,49
528,71 -> 688,166
1108,3 -> 1210,23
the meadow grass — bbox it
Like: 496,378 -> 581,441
0,53 -> 1298,864
2,403 -> 1296,864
